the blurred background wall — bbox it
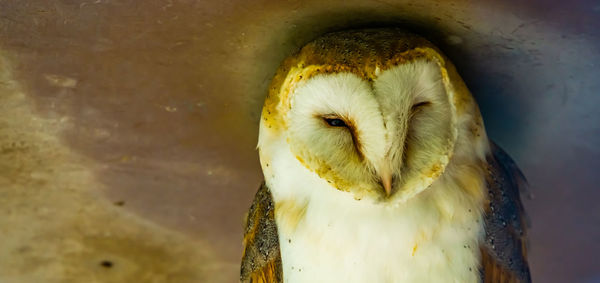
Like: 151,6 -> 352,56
0,0 -> 598,282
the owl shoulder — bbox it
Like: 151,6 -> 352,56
240,183 -> 283,283
481,141 -> 532,283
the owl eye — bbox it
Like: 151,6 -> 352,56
411,101 -> 431,110
324,118 -> 347,127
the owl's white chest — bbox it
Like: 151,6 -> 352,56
264,139 -> 485,283
275,194 -> 482,283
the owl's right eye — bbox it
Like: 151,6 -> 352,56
324,118 -> 347,127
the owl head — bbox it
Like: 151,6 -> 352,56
258,29 -> 485,204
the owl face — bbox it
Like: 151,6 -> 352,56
259,29 -> 470,204
283,60 -> 456,202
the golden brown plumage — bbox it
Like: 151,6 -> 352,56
240,183 -> 282,283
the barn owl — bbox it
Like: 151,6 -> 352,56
241,29 -> 531,283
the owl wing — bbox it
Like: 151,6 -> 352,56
240,182 -> 283,283
481,141 -> 532,283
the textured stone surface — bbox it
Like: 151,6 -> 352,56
0,54 -> 235,282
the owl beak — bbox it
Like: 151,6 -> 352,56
380,165 -> 393,196
382,173 -> 392,196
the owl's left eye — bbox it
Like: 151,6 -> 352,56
412,101 -> 432,110
324,118 -> 347,127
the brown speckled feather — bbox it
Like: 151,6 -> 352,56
240,183 -> 283,283
481,142 -> 532,282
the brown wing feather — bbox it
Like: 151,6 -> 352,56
240,183 -> 283,283
481,141 -> 532,282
